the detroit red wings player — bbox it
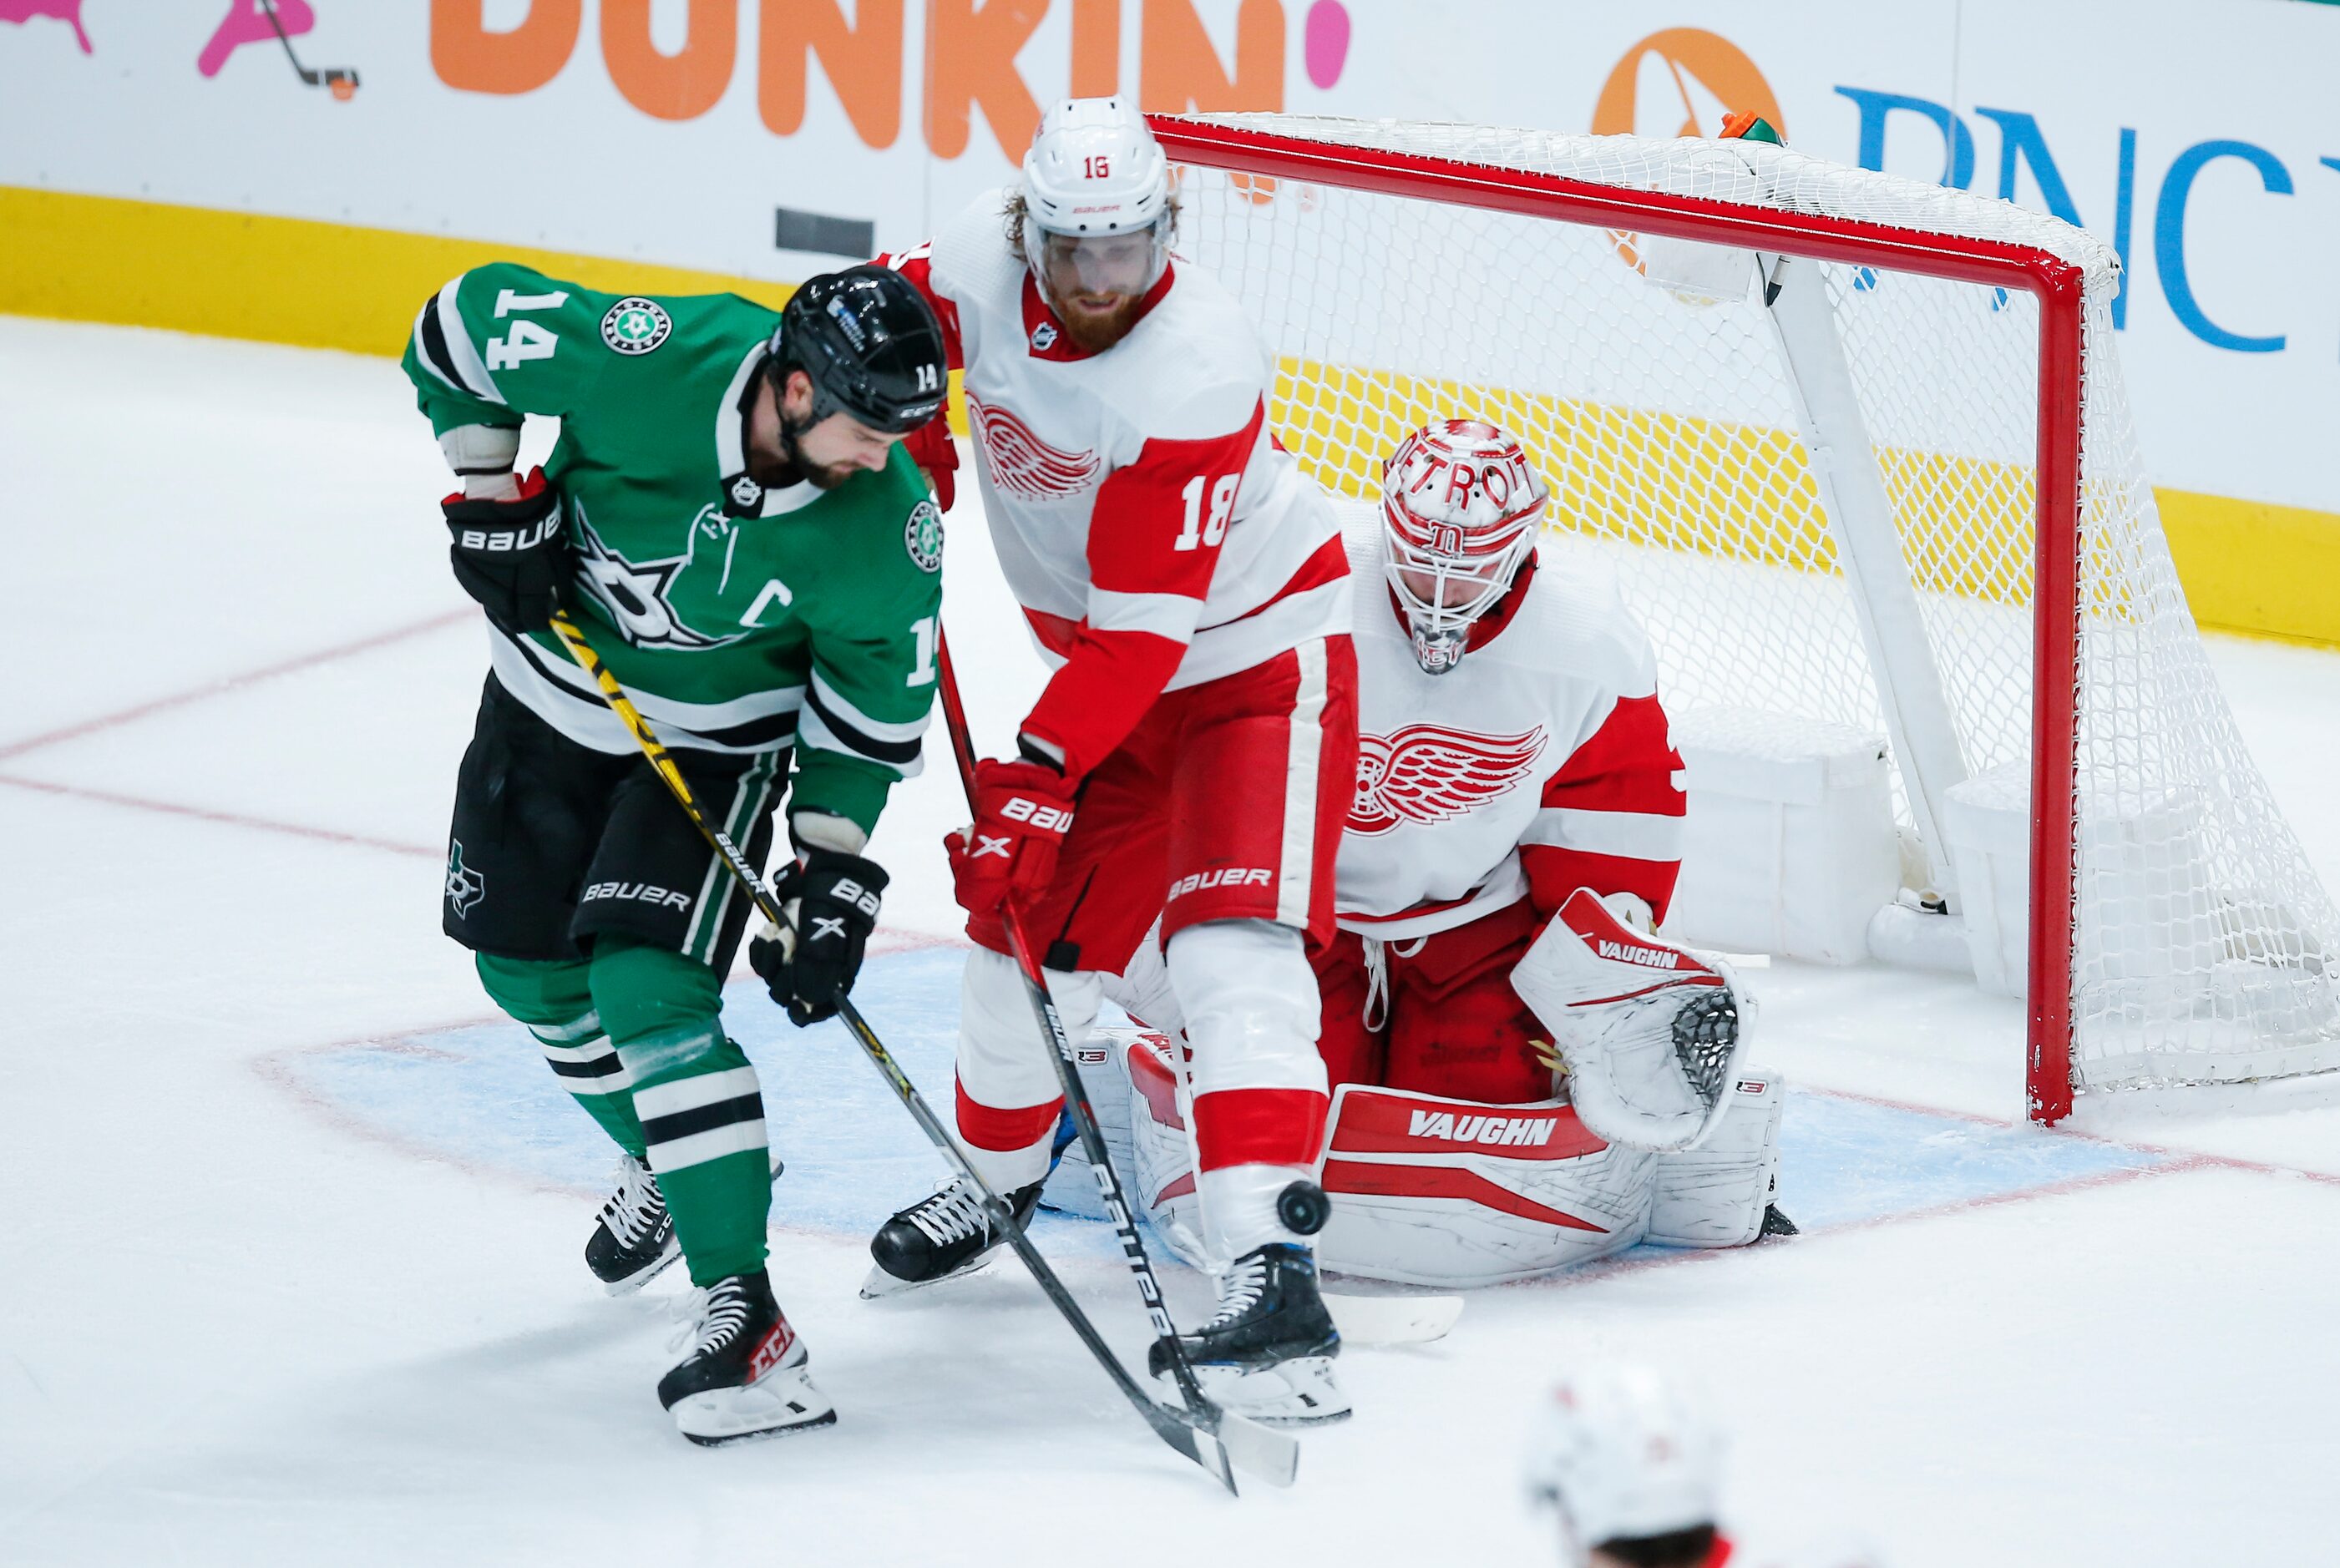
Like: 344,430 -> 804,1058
1324,418 -> 1685,1103
868,98 -> 1359,1424
1096,420 -> 1791,1287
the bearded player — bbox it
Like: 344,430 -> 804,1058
403,263 -> 948,1443
868,97 -> 1359,1424
1099,420 -> 1790,1286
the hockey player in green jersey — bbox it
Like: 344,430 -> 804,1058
402,261 -> 950,1444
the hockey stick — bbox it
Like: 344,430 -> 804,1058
930,634 -> 1305,1478
256,0 -> 359,98
544,610 -> 1283,1492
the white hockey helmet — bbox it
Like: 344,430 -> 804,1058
1524,1363 -> 1724,1566
1020,96 -> 1173,307
1380,418 -> 1549,675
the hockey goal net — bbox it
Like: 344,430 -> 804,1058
1154,112 -> 2340,1120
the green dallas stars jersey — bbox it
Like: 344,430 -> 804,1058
402,263 -> 945,837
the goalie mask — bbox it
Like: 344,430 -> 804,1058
1019,97 -> 1173,320
1380,419 -> 1549,675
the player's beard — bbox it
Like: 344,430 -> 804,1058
1056,291 -> 1148,354
746,434 -> 857,492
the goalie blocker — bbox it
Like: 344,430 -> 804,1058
1070,891 -> 1780,1287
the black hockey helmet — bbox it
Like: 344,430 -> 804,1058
767,265 -> 948,436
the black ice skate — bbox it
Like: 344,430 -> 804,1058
1147,1243 -> 1350,1428
585,1153 -> 680,1294
862,1175 -> 1042,1298
657,1270 -> 835,1447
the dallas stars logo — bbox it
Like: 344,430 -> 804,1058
904,499 -> 943,573
600,297 -> 672,356
569,499 -> 745,650
445,841 -> 486,917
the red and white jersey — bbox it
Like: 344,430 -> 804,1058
1336,527 -> 1686,941
884,191 -> 1349,779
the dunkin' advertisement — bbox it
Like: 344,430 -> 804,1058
2,1 -> 2332,524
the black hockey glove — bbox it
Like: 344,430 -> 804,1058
443,468 -> 567,631
748,848 -> 889,1026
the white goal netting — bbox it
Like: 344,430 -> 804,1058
1167,114 -> 2340,1102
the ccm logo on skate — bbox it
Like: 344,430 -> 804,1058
1406,1109 -> 1562,1147
457,519 -> 558,551
581,881 -> 691,910
748,1317 -> 799,1382
1166,867 -> 1273,901
1000,797 -> 1074,832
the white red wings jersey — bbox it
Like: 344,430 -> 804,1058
1336,526 -> 1686,941
884,191 -> 1349,779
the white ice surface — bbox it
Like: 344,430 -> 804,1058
3,316 -> 2338,1565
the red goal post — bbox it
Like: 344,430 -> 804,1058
1150,113 -> 2339,1122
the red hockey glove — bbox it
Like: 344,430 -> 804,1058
949,756 -> 1077,918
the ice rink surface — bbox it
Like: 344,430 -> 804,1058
4,317 -> 2337,1565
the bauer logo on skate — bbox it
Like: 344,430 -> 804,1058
968,394 -> 1097,498
1350,724 -> 1547,835
1167,866 -> 1274,901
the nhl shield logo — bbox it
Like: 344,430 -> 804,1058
904,499 -> 944,573
1029,320 -> 1059,352
601,297 -> 672,356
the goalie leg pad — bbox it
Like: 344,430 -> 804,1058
1509,889 -> 1753,1152
1119,1029 -> 1211,1269
1647,1070 -> 1785,1248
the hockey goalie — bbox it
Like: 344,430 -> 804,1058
1081,419 -> 1794,1287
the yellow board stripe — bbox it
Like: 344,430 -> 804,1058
4,185 -> 2333,645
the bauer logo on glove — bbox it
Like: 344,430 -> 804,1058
747,848 -> 889,1026
1508,889 -> 1752,1153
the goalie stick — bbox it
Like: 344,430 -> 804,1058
547,610 -> 1293,1493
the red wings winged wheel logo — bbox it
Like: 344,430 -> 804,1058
969,394 -> 1102,499
1350,724 -> 1548,835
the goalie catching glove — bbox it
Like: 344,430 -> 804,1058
747,847 -> 889,1026
1510,888 -> 1750,1152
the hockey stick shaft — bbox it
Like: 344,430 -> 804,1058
544,610 -> 1244,1491
931,633 -> 1222,1423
